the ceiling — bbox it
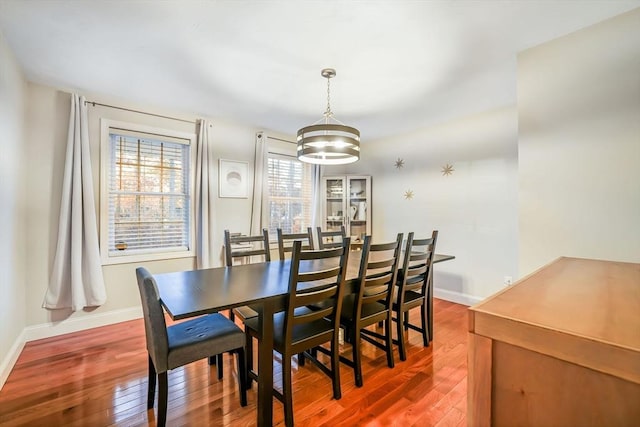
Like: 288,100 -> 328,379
1,0 -> 638,140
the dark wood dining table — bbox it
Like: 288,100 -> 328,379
153,252 -> 454,426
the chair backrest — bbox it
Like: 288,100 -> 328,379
277,227 -> 314,260
224,229 -> 271,266
284,238 -> 351,345
135,267 -> 169,372
397,230 -> 439,304
316,226 -> 346,250
353,233 -> 403,319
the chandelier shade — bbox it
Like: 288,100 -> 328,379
297,68 -> 360,165
296,124 -> 360,165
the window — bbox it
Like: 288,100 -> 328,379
266,151 -> 313,238
100,120 -> 195,264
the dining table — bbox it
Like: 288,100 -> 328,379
153,251 -> 454,426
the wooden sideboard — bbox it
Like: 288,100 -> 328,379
467,257 -> 640,426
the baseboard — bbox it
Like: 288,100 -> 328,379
433,287 -> 483,306
0,329 -> 26,390
23,306 -> 143,343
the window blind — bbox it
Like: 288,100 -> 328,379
108,133 -> 190,255
267,153 -> 313,237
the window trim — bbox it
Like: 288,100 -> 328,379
99,119 -> 196,265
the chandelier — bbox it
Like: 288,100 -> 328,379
297,68 -> 360,165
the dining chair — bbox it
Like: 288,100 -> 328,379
223,228 -> 271,322
223,228 -> 272,380
276,227 -> 314,260
316,225 -> 346,249
135,267 -> 247,427
244,238 -> 351,427
334,233 -> 403,386
392,230 -> 438,361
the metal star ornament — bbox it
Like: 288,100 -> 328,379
394,158 -> 404,169
404,190 -> 414,200
442,163 -> 454,176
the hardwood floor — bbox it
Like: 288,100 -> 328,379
0,299 -> 468,426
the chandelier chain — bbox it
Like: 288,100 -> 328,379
325,76 -> 332,117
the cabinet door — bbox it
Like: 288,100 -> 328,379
322,177 -> 347,232
346,176 -> 371,242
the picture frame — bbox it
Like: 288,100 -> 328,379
219,159 -> 249,198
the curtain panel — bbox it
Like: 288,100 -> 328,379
44,94 -> 106,311
195,119 -> 216,269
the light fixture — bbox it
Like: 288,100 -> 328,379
297,68 -> 360,165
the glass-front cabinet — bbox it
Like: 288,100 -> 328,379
321,175 -> 371,245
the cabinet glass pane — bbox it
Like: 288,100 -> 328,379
323,175 -> 370,244
348,178 -> 367,242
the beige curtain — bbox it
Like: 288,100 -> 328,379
194,119 -> 216,269
44,94 -> 106,311
250,132 -> 269,234
310,164 -> 323,228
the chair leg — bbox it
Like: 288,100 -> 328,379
147,355 -> 157,409
404,311 -> 410,331
298,352 -> 305,367
217,353 -> 224,379
397,309 -> 407,361
385,316 -> 395,368
245,332 -> 254,388
282,355 -> 294,427
331,336 -> 342,399
236,348 -> 248,407
157,372 -> 168,427
421,302 -> 430,346
353,327 -> 363,387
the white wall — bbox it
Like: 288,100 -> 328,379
0,30 -> 27,387
518,8 -> 640,275
345,107 -> 519,303
22,84 -> 266,334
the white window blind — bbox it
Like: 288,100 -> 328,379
107,131 -> 191,256
267,153 -> 313,237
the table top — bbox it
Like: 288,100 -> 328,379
470,256 -> 640,352
155,252 -> 455,320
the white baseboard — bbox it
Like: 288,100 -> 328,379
24,306 -> 143,342
433,287 -> 483,306
0,329 -> 26,390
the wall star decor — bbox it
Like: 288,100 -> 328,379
395,158 -> 404,169
404,190 -> 414,200
442,163 -> 454,176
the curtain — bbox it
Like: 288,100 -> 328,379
195,119 -> 216,269
310,164 -> 323,228
250,132 -> 268,235
43,94 -> 106,311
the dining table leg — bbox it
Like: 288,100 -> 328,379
257,299 -> 275,426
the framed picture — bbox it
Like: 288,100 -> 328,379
219,159 -> 249,198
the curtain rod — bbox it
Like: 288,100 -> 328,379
266,135 -> 297,145
84,100 -> 196,124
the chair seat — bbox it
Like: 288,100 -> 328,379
245,307 -> 333,352
167,313 -> 245,369
340,294 -> 387,322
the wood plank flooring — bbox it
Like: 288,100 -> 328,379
0,299 -> 468,426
